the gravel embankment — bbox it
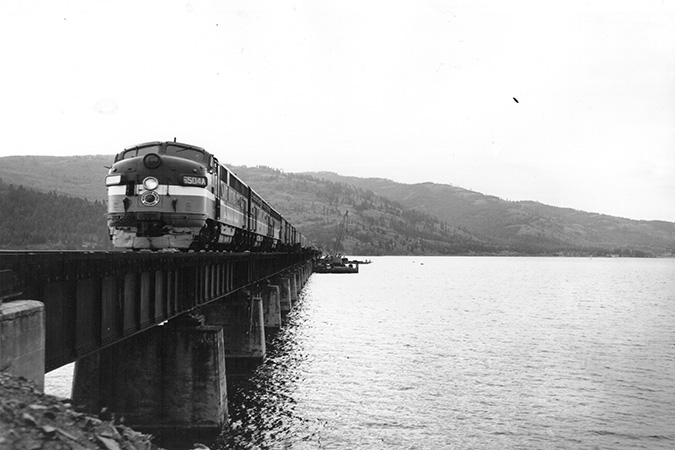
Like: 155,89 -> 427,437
0,371 -> 162,450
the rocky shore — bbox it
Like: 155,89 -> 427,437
0,371 -> 162,450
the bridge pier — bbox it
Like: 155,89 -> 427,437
260,284 -> 282,336
302,261 -> 312,284
289,272 -> 299,305
270,262 -> 312,317
294,261 -> 312,297
67,263 -> 315,436
200,290 -> 266,396
273,276 -> 293,317
71,315 -> 228,435
0,300 -> 45,389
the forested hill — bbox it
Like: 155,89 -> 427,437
230,166 -> 497,255
308,172 -> 675,256
0,179 -> 111,250
0,155 -> 674,255
0,155 -> 110,201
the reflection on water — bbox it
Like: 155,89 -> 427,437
217,291 -> 325,449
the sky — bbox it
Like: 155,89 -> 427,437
1,0 -> 674,222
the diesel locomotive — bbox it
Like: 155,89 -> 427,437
105,140 -> 309,251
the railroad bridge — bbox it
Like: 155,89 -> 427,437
0,250 -> 315,435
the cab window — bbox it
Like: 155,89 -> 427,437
121,145 -> 160,160
165,145 -> 205,162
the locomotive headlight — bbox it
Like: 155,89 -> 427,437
105,174 -> 123,186
142,177 -> 159,191
143,153 -> 162,169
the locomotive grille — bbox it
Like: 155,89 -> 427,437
137,212 -> 162,220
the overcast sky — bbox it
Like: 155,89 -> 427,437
1,0 -> 674,221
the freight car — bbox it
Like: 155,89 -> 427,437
105,140 -> 307,251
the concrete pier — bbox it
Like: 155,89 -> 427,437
273,276 -> 292,316
289,272 -> 299,305
72,315 -> 228,434
0,300 -> 45,390
261,284 -> 282,335
68,276 -> 312,435
200,290 -> 266,395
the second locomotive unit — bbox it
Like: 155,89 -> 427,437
105,140 -> 308,251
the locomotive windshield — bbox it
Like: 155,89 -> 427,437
165,145 -> 205,162
118,143 -> 206,163
120,145 -> 161,160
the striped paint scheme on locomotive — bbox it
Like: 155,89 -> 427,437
105,140 -> 305,251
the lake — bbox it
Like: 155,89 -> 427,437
46,256 -> 675,449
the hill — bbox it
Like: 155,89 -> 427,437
0,178 -> 111,250
231,166 -> 497,255
308,172 -> 675,256
0,155 -> 111,201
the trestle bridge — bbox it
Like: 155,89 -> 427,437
0,250 -> 315,436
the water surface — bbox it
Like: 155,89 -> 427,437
219,257 -> 675,449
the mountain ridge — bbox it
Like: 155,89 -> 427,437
311,171 -> 664,222
306,171 -> 675,256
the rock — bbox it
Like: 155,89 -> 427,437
27,404 -> 47,411
97,434 -> 122,450
0,371 -> 165,450
99,422 -> 122,439
55,427 -> 78,441
21,412 -> 37,426
39,424 -> 56,436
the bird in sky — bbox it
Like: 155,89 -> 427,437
513,97 -> 519,103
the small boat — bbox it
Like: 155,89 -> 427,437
349,259 -> 372,265
315,212 -> 361,273
314,254 -> 359,274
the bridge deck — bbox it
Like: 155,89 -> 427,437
0,251 -> 311,372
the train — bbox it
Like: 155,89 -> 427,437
105,140 -> 311,252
